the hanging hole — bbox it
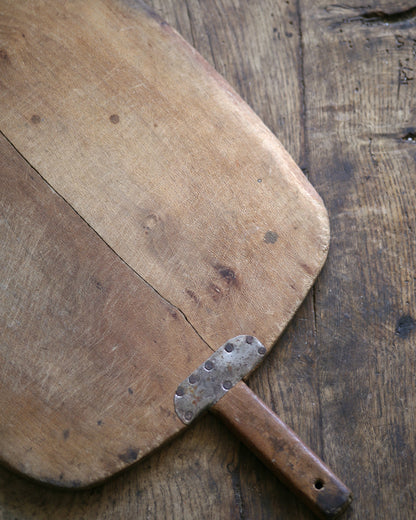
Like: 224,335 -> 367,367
314,479 -> 324,490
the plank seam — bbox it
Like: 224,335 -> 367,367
184,0 -> 196,48
0,129 -> 214,354
295,0 -> 325,460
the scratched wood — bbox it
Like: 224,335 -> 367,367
0,1 -> 415,520
0,0 -> 333,488
0,0 -> 328,353
302,3 -> 416,519
0,0 -> 334,512
0,132 -> 213,485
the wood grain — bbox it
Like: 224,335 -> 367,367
0,0 -> 329,353
0,132 -> 211,485
1,0 -> 415,519
303,3 -> 416,519
0,0 -> 332,499
1,0 -> 327,518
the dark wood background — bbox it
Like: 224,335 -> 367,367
1,0 -> 415,518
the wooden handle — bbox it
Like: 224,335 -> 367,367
212,381 -> 352,519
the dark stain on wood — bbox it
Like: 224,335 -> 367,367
334,158 -> 355,184
167,307 -> 178,319
214,265 -> 239,286
264,231 -> 278,244
39,476 -> 66,487
395,315 -> 416,338
118,448 -> 139,464
268,434 -> 286,454
40,476 -> 83,488
185,288 -> 199,304
227,460 -> 245,518
207,264 -> 241,301
300,262 -> 314,276
0,49 -> 10,64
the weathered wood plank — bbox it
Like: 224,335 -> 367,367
0,0 -> 328,354
0,132 -> 213,485
303,2 -> 416,519
0,0 -> 324,518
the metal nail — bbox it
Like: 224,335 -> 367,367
185,410 -> 194,421
189,373 -> 199,384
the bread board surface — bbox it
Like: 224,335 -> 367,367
0,0 -> 329,485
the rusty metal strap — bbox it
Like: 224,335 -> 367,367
174,335 -> 266,424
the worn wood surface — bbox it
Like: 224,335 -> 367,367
0,1 -> 415,520
0,0 -> 328,351
0,0 -> 332,500
0,132 -> 211,485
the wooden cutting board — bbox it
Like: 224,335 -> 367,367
0,1 -> 349,518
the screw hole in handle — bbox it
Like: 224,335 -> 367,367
314,478 -> 325,490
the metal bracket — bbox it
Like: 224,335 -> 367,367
174,335 -> 266,424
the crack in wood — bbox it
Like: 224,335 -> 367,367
330,5 -> 416,27
295,0 -> 308,174
227,457 -> 246,520
0,129 -> 214,356
183,0 -> 196,48
402,130 -> 416,142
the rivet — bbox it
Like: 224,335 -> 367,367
174,335 -> 266,426
189,373 -> 199,384
225,342 -> 234,352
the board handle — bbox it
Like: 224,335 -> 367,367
212,381 -> 352,519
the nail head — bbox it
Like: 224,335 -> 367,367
189,373 -> 199,384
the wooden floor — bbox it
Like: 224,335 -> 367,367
1,0 -> 415,519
